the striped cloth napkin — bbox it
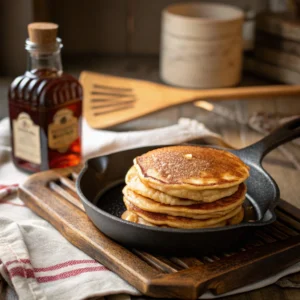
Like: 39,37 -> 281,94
0,117 -> 300,300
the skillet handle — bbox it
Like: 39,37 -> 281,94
238,117 -> 300,163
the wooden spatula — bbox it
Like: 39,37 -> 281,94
80,71 -> 300,129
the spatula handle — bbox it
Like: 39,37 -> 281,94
238,117 -> 300,163
186,85 -> 300,101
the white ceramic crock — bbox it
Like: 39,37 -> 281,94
160,2 -> 244,88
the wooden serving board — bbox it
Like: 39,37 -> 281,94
19,165 -> 300,299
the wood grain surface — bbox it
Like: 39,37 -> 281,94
254,47 -> 300,73
244,56 -> 300,84
256,31 -> 300,56
256,12 -> 300,42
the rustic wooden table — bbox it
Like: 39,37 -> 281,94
0,57 -> 300,299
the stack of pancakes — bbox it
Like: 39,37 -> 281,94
122,146 -> 250,229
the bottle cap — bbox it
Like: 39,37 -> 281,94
28,22 -> 58,45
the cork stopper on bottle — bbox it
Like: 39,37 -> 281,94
28,22 -> 58,45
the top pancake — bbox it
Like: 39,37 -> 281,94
126,166 -> 239,203
134,145 -> 250,190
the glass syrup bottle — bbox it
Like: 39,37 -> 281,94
8,22 -> 82,173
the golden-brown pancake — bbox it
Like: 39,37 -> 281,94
124,198 -> 243,229
134,146 -> 250,192
123,183 -> 246,219
121,208 -> 244,227
126,165 -> 239,203
122,210 -> 158,227
126,166 -> 198,205
121,210 -> 140,223
227,207 -> 244,225
121,210 -> 228,228
145,181 -> 239,202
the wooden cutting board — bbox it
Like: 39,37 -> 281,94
80,71 -> 300,129
19,165 -> 300,299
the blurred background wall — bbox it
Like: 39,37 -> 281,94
0,0 -> 285,76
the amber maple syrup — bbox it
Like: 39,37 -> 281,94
8,23 -> 82,173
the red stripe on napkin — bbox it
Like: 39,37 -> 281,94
5,259 -> 100,270
0,201 -> 25,207
33,260 -> 99,272
0,183 -> 23,206
8,267 -> 35,279
8,265 -> 108,282
0,184 -> 18,189
6,259 -> 30,266
0,184 -> 19,201
0,184 -> 18,193
36,266 -> 107,283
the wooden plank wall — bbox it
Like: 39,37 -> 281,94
48,0 -> 269,55
0,0 -> 276,76
0,0 -> 34,75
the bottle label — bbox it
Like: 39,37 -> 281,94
13,112 -> 41,164
48,108 -> 79,153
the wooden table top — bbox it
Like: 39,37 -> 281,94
0,57 -> 299,299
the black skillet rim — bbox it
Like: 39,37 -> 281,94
76,147 -> 278,234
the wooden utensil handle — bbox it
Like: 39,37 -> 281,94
185,85 -> 300,101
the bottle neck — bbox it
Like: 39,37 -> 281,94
25,38 -> 63,76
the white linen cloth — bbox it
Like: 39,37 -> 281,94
0,117 -> 299,300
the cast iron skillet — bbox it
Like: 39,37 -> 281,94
77,118 -> 300,255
